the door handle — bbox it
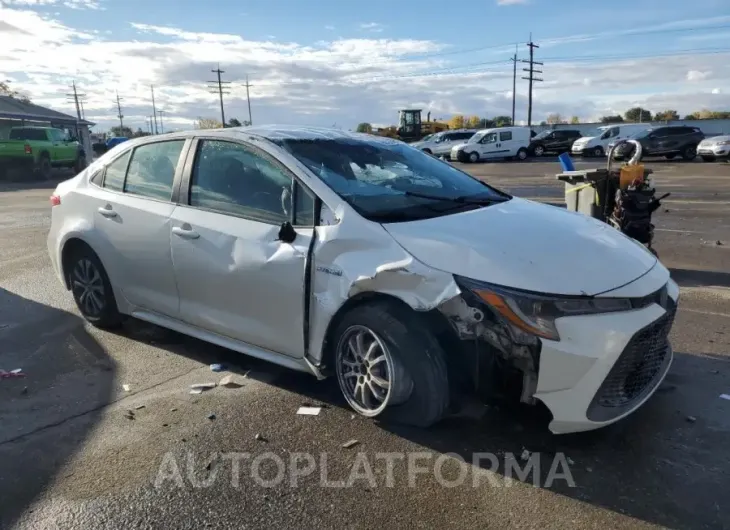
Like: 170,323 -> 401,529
172,226 -> 200,239
97,206 -> 117,218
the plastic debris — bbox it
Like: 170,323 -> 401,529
567,457 -> 575,465
124,410 -> 135,420
716,240 -> 723,246
219,375 -> 244,388
686,415 -> 697,423
135,405 -> 146,410
1,369 -> 26,379
189,388 -> 204,395
520,448 -> 531,461
720,394 -> 730,401
207,413 -> 216,420
122,384 -> 131,392
190,383 -> 216,394
255,433 -> 267,442
342,439 -> 359,449
171,408 -> 178,412
210,363 -> 225,372
297,406 -> 321,416
350,414 -> 356,420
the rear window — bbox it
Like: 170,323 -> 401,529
9,128 -> 47,141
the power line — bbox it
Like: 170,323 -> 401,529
520,36 -> 543,127
207,64 -> 231,126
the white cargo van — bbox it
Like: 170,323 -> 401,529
450,126 -> 531,163
571,123 -> 649,157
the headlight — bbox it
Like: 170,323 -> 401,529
716,140 -> 730,146
456,277 -> 633,341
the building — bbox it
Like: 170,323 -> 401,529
0,95 -> 94,158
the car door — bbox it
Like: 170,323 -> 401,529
476,132 -> 499,158
497,130 -> 515,156
89,139 -> 187,317
169,137 -> 316,358
543,131 -> 560,152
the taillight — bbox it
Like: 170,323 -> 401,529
24,144 -> 32,154
50,194 -> 61,206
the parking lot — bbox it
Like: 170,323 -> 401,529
1,158 -> 728,529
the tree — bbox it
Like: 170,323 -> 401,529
0,81 -> 31,103
110,125 -> 134,137
539,121 -> 548,126
464,115 -> 481,128
653,110 -> 679,122
356,122 -> 372,133
600,115 -> 624,124
478,118 -> 495,128
448,115 -> 465,129
197,118 -> 223,129
493,116 -> 512,127
570,116 -> 580,124
696,109 -> 730,120
546,113 -> 566,125
624,107 -> 652,122
132,128 -> 151,138
227,118 -> 243,127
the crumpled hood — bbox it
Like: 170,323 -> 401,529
382,197 -> 657,296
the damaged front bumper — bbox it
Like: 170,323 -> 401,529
438,276 -> 679,434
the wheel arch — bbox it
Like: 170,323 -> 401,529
60,237 -> 102,290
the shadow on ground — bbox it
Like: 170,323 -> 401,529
670,267 -> 730,288
0,289 -> 117,528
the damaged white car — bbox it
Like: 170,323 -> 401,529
48,126 -> 679,434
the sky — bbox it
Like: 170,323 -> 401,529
2,0 -> 730,133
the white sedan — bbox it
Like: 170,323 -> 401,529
47,125 -> 678,434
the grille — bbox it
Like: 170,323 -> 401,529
587,301 -> 676,421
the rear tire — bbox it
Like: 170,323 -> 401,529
533,145 -> 545,157
36,153 -> 52,180
333,301 -> 449,427
67,246 -> 122,329
682,145 -> 697,161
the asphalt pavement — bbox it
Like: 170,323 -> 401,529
1,158 -> 729,529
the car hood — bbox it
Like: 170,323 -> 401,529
451,142 -> 471,151
382,197 -> 657,296
573,136 -> 595,144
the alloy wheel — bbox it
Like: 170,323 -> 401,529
71,258 -> 106,317
534,146 -> 544,156
336,325 -> 395,416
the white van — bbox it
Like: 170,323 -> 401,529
571,124 -> 650,157
450,126 -> 531,163
412,129 -> 477,158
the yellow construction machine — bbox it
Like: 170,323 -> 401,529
375,109 -> 449,142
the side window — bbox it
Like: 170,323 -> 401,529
457,132 -> 474,140
89,169 -> 103,186
294,182 -> 315,227
479,133 -> 498,144
499,131 -> 513,141
103,150 -> 131,192
124,140 -> 184,201
190,139 -> 294,224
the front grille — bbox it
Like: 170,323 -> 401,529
587,301 -> 676,422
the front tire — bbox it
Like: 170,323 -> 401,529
68,247 -> 122,328
333,301 -> 449,427
533,145 -> 545,157
682,145 -> 697,161
36,153 -> 52,180
593,146 -> 604,157
516,147 -> 528,161
468,151 -> 479,163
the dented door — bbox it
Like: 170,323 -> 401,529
169,206 -> 312,357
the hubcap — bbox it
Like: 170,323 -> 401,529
469,152 -> 478,162
71,259 -> 105,316
336,325 -> 394,416
595,148 -> 603,156
518,150 -> 527,160
535,146 -> 544,156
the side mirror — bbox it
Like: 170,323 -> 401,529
277,221 -> 297,244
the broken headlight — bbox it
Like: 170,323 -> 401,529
456,277 -> 633,341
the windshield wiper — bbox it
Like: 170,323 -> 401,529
403,190 -> 509,204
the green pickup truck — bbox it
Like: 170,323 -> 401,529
0,126 -> 86,179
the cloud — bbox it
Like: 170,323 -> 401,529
2,5 -> 730,132
497,0 -> 528,4
325,25 -> 335,31
1,0 -> 102,8
686,70 -> 710,81
359,22 -> 384,33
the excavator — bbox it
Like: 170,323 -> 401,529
374,109 -> 449,143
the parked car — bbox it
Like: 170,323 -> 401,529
697,135 -> 730,162
571,124 -> 649,157
48,126 -> 678,434
612,126 -> 704,161
412,129 -> 477,158
0,126 -> 86,179
450,126 -> 531,163
529,129 -> 583,157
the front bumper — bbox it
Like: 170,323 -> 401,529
535,279 -> 679,434
571,145 -> 598,156
698,146 -> 730,158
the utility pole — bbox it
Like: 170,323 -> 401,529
157,109 -> 166,134
520,35 -> 543,127
243,74 -> 253,126
150,85 -> 159,134
114,91 -> 124,130
65,81 -> 85,121
207,64 -> 230,127
510,45 -> 517,126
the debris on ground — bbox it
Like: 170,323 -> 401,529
342,439 -> 360,449
255,433 -> 267,442
567,457 -> 575,465
297,406 -> 321,416
190,383 -> 216,394
207,413 -> 216,420
1,369 -> 26,378
219,375 -> 244,388
350,414 -> 356,420
134,405 -> 146,410
122,384 -> 131,392
664,209 -> 670,213
171,408 -> 178,412
20,386 -> 28,395
520,448 -> 531,461
210,363 -> 225,372
124,410 -> 135,420
720,394 -> 730,401
716,240 -> 723,246
686,415 -> 697,423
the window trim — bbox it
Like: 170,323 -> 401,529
122,138 -> 189,203
181,136 -> 319,227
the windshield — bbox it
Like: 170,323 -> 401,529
533,130 -> 552,140
584,128 -> 604,138
629,128 -> 652,139
420,133 -> 435,142
277,138 -> 510,222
